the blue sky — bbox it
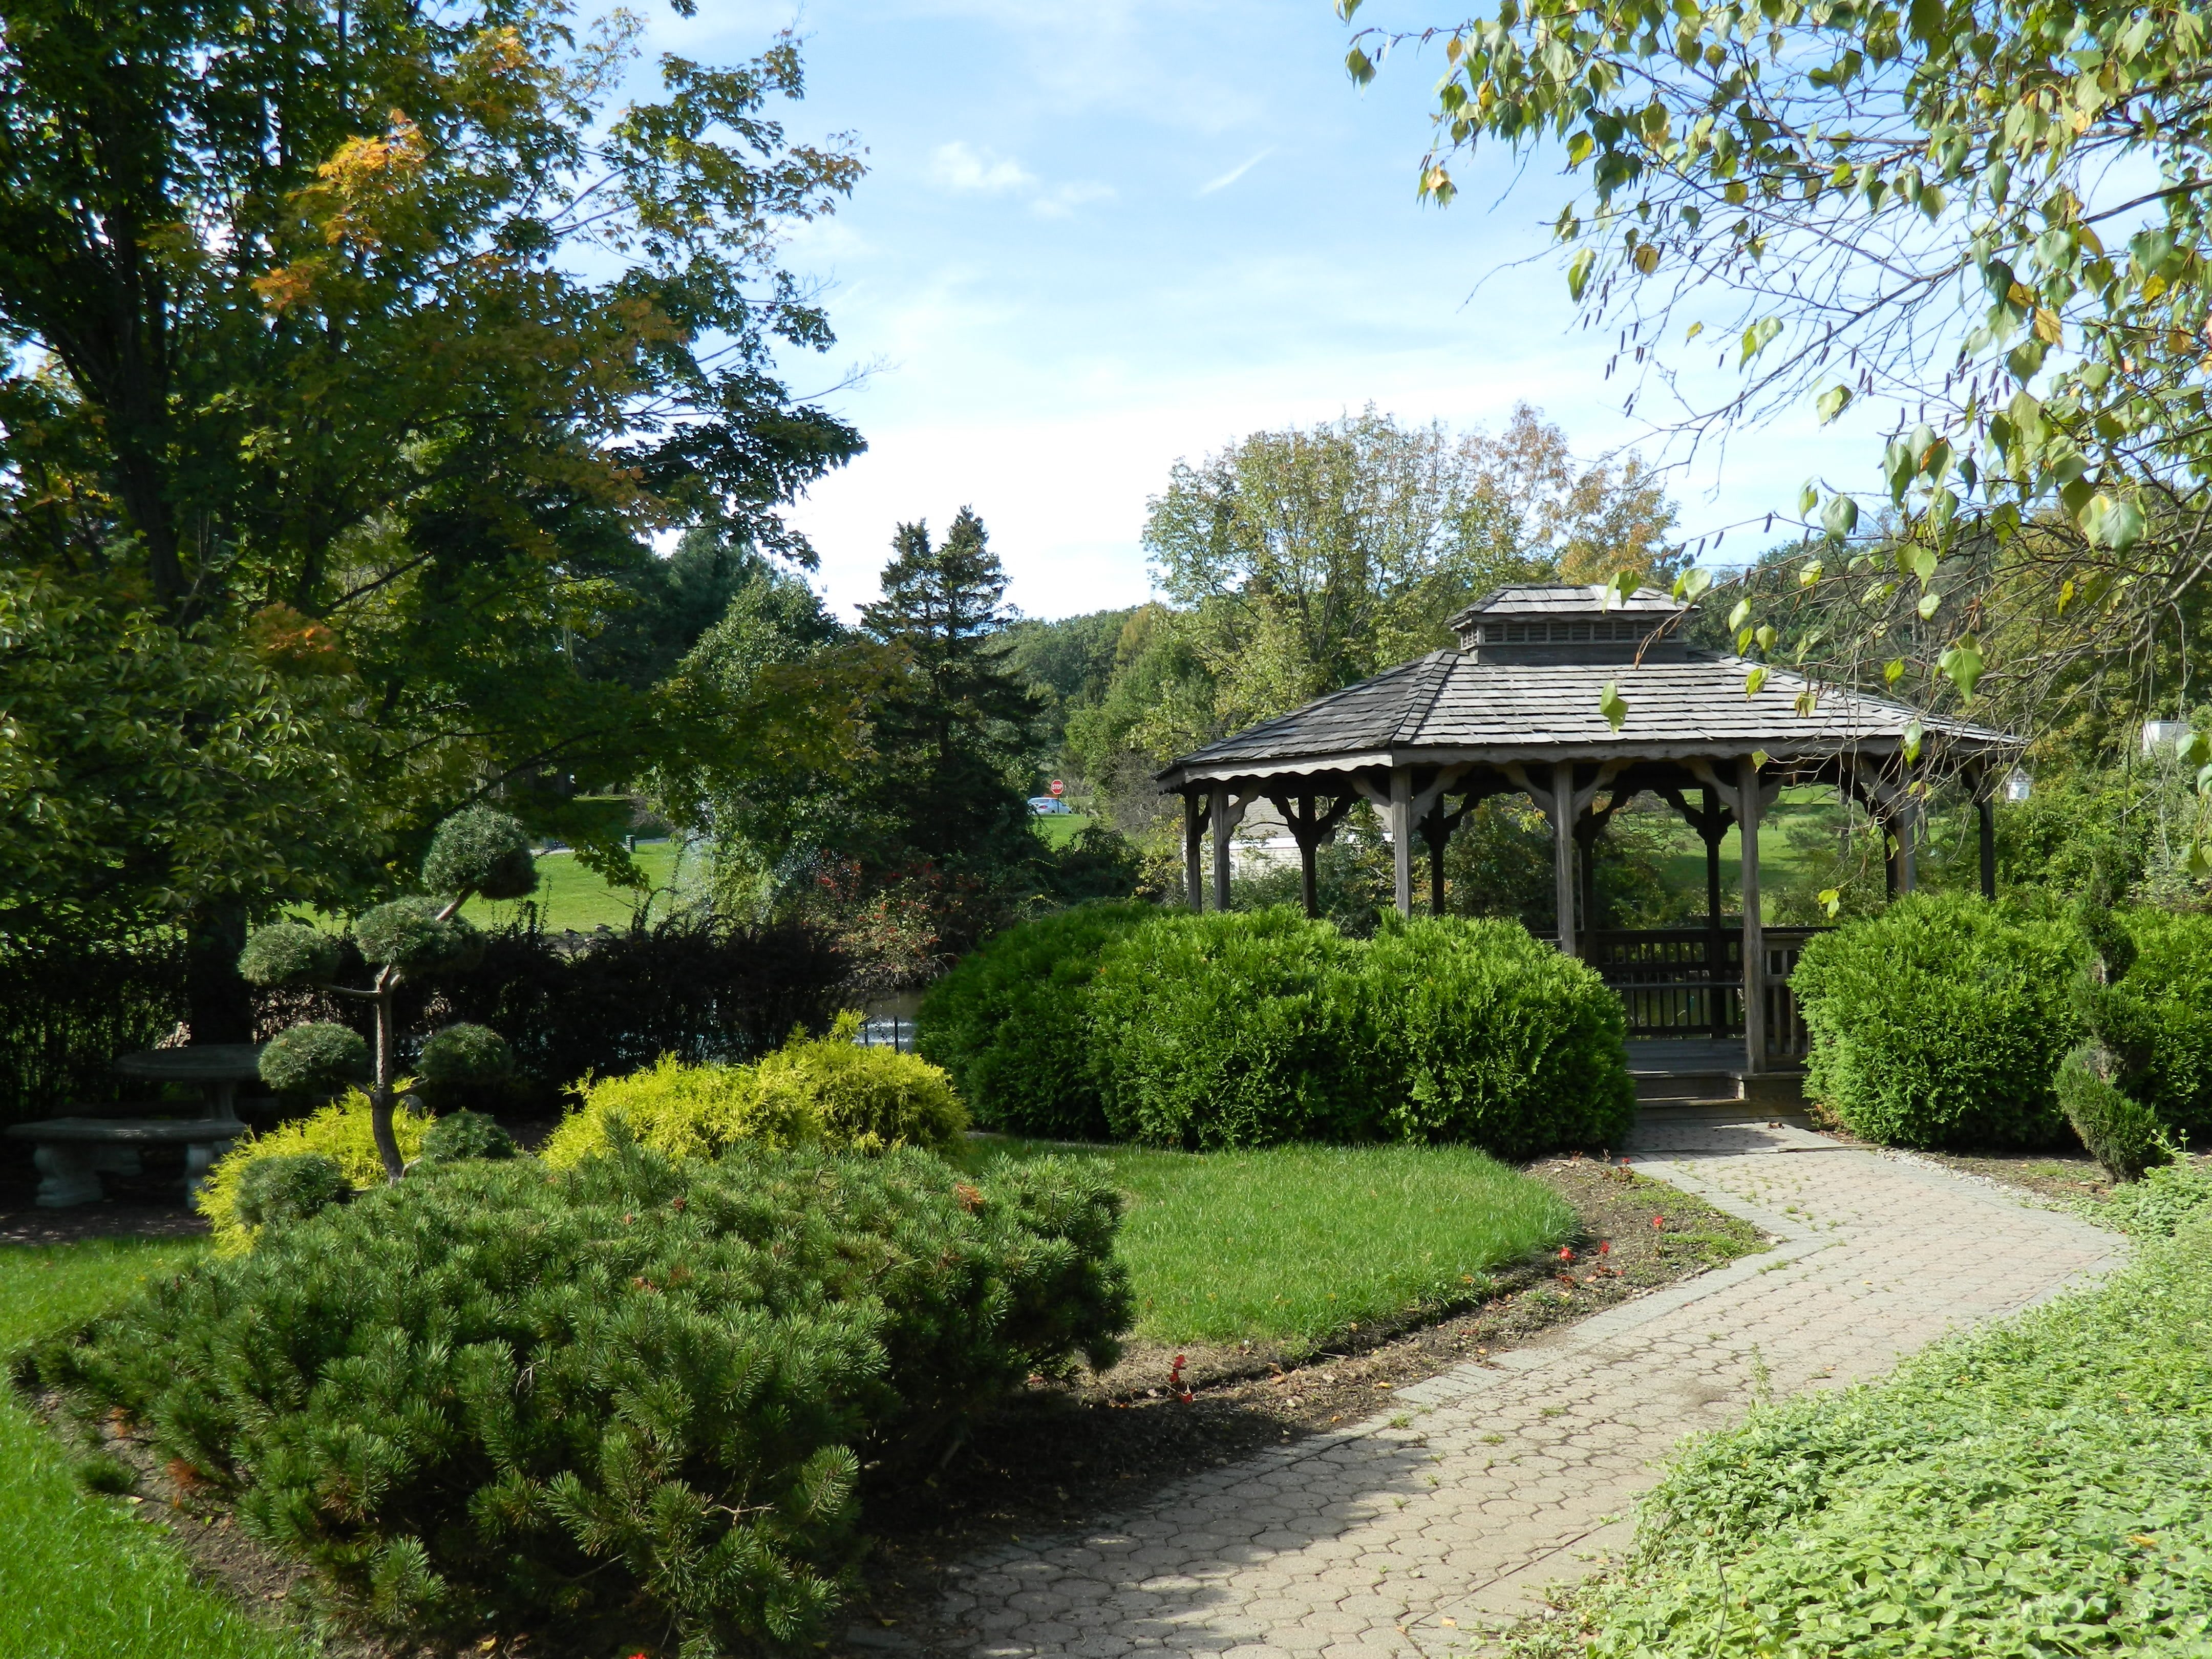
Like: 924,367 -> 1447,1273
658,1 -> 1871,621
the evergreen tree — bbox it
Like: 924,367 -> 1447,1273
861,510 -> 1044,867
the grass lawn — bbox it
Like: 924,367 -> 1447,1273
1030,812 -> 1093,849
964,1138 -> 1577,1348
0,1239 -> 309,1659
462,837 -> 690,933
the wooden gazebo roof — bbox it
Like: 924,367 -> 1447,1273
1153,583 -> 2018,1077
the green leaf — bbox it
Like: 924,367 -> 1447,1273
1728,597 -> 1752,631
1884,658 -> 1906,685
1917,590 -> 1941,620
1799,479 -> 1819,516
1740,316 -> 1782,367
1567,247 -> 1597,302
2081,493 -> 2145,551
1938,637 -> 1985,700
1671,567 -> 1713,603
1822,493 -> 1859,541
1744,665 -> 1769,696
1908,546 -> 1939,586
1903,718 -> 1925,763
1599,679 -> 1628,731
1816,384 -> 1853,424
1346,46 -> 1376,84
1798,558 -> 1823,587
1818,887 -> 1842,918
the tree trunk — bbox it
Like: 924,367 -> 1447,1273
183,901 -> 253,1043
370,974 -> 405,1181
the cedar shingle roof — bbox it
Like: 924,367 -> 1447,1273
1156,649 -> 2012,788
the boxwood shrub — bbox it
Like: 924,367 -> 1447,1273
27,1139 -> 1130,1654
2112,909 -> 2212,1146
916,900 -> 1158,1138
1363,916 -> 1635,1157
1793,891 -> 2088,1148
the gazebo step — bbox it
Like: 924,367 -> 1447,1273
1635,1099 -> 1815,1130
1631,1069 -> 1807,1110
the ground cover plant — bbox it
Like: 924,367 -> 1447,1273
0,1239 -> 310,1659
961,1137 -> 1577,1349
25,1140 -> 1128,1656
1793,892 -> 2088,1148
1511,1203 -> 2212,1657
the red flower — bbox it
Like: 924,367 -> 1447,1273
1557,1246 -> 1576,1262
1597,1240 -> 1611,1257
1651,1214 -> 1666,1230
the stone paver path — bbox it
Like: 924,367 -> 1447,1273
934,1122 -> 2126,1657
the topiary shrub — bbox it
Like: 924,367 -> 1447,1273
236,922 -> 343,991
1792,892 -> 2088,1148
31,1140 -> 1131,1654
1361,916 -> 1637,1158
2056,1042 -> 2171,1182
419,806 -> 538,903
412,1022 -> 515,1115
917,901 -> 1158,1139
257,1021 -> 369,1097
1089,909 -> 1370,1148
415,1109 -> 516,1164
196,1093 -> 431,1253
753,1014 -> 968,1155
231,1152 -> 350,1231
353,899 -> 479,975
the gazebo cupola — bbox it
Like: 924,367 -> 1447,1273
1155,582 -> 2016,1076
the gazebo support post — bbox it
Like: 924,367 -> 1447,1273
1210,784 -> 1233,912
1300,797 -> 1321,919
1426,811 -> 1448,915
1552,760 -> 1578,956
1896,794 -> 1919,892
1183,791 -> 1205,913
1739,755 -> 1766,1075
1703,788 -> 1726,1039
1390,769 -> 1414,918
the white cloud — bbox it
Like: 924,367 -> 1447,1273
1197,147 -> 1273,196
1033,180 -> 1117,219
929,140 -> 1036,194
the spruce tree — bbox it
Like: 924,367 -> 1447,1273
860,509 -> 1043,867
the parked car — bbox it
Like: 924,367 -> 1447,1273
1027,796 -> 1074,815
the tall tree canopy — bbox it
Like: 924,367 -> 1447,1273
1143,404 -> 1678,738
0,0 -> 865,951
1345,0 -> 2212,770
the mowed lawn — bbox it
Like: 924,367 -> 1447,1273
0,1239 -> 309,1659
462,837 -> 689,933
965,1139 -> 1577,1348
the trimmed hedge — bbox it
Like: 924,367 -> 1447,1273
1091,909 -> 1371,1148
917,900 -> 1162,1138
2111,909 -> 2212,1146
1364,917 -> 1636,1157
1793,892 -> 2088,1148
1073,909 -> 1631,1156
27,1140 -> 1131,1654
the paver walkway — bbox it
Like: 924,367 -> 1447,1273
934,1121 -> 2128,1657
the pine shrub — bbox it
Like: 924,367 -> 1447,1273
2056,1042 -> 2171,1182
415,1109 -> 516,1163
231,1152 -> 350,1230
196,1093 -> 431,1252
1089,909 -> 1371,1147
1362,916 -> 1636,1157
1793,892 -> 2088,1148
30,1140 -> 1132,1654
258,1020 -> 369,1096
917,900 -> 1157,1138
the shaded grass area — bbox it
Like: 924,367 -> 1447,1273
1030,812 -> 1093,849
463,838 -> 687,934
962,1137 -> 1577,1348
0,1239 -> 309,1659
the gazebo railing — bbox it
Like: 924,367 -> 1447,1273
1580,925 -> 1827,1061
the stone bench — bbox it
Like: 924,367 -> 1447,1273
5,1118 -> 249,1208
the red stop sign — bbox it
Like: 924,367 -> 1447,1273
1048,780 -> 1065,797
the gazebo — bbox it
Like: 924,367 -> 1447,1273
1154,584 -> 2014,1079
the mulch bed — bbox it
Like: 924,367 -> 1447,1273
16,1151 -> 1765,1659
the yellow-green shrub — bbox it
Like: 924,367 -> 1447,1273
195,1091 -> 430,1252
541,1015 -> 968,1168
539,1053 -> 811,1170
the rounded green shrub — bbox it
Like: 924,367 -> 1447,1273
258,1020 -> 369,1097
33,1141 -> 1132,1654
237,921 -> 342,988
543,1054 -> 794,1169
232,1152 -> 350,1230
1362,916 -> 1636,1157
2056,1042 -> 2171,1182
916,900 -> 1158,1138
421,805 -> 537,901
753,1015 -> 969,1155
2112,908 -> 2212,1145
354,899 -> 478,974
416,1109 -> 516,1163
414,1022 -> 515,1114
1089,909 -> 1369,1148
1793,892 -> 2088,1148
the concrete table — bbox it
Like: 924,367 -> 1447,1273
5,1118 -> 249,1207
114,1043 -> 266,1124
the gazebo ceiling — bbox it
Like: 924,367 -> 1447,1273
1155,584 -> 2011,791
